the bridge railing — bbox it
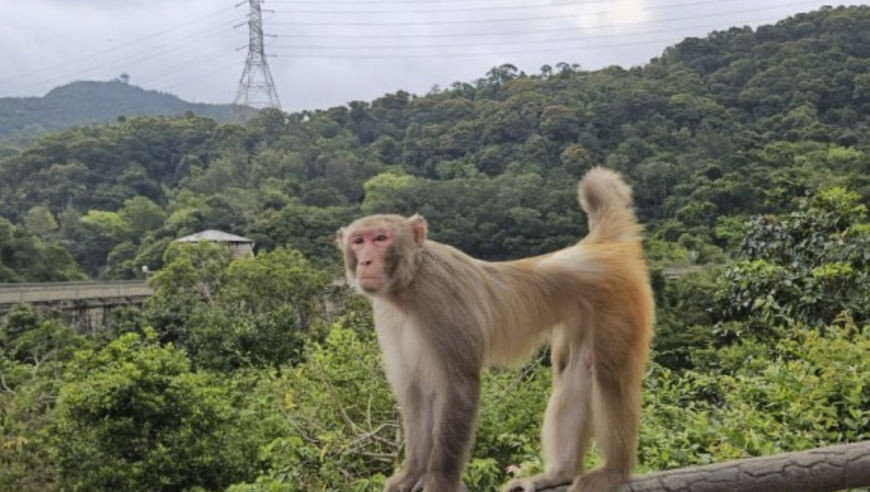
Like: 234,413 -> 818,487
0,280 -> 152,305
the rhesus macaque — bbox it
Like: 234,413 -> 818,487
336,167 -> 654,492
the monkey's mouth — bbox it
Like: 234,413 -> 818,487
358,276 -> 386,290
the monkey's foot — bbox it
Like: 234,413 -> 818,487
568,469 -> 627,492
410,473 -> 464,492
502,472 -> 573,492
384,468 -> 422,492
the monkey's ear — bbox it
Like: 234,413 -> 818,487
335,228 -> 346,249
408,214 -> 427,247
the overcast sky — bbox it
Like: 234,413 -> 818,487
0,0 -> 865,113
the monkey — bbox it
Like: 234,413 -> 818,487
335,167 -> 655,492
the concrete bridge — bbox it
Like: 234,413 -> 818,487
0,280 -> 152,330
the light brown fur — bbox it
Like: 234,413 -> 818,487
337,167 -> 655,492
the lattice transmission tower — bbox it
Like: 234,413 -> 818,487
232,0 -> 281,122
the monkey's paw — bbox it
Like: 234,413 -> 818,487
502,473 -> 573,492
409,473 -> 465,492
502,478 -> 539,492
569,469 -> 627,492
384,468 -> 422,492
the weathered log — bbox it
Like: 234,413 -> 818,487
544,441 -> 870,492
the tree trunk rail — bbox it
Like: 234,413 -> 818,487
547,441 -> 870,492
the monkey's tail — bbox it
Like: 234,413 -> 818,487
577,167 -> 641,243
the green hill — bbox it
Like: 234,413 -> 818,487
0,80 -> 233,141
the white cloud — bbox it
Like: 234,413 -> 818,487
563,0 -> 653,30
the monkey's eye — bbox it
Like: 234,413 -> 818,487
352,237 -> 364,245
375,234 -> 388,242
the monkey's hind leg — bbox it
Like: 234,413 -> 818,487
569,354 -> 642,492
503,335 -> 593,492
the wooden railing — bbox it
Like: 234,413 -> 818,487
547,441 -> 870,492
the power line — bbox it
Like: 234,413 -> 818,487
269,0 -> 751,15
138,13 -> 772,96
272,37 -> 697,59
271,21 -> 760,51
139,12 -> 776,91
0,6 -> 237,86
0,20 -> 240,98
268,0 -> 638,5
270,17 -> 753,41
161,59 -> 241,96
267,0 -> 827,26
268,1 -> 825,55
134,49 -> 234,87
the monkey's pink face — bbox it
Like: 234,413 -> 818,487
348,226 -> 396,293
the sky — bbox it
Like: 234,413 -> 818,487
0,0 -> 866,113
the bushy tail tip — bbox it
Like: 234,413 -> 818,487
577,167 -> 638,241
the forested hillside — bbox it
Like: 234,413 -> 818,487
1,5 -> 869,492
0,80 -> 233,145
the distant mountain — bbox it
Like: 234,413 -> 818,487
0,80 -> 234,141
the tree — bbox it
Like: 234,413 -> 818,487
145,242 -> 332,370
539,105 -> 580,142
22,206 -> 58,238
0,218 -> 85,282
718,187 -> 870,328
119,196 -> 165,239
78,210 -> 131,275
221,246 -> 329,321
49,330 -> 272,492
361,172 -> 416,215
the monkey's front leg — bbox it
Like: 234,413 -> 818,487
413,372 -> 480,492
385,382 -> 434,492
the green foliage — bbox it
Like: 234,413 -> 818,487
239,321 -> 396,492
120,196 -> 166,238
361,172 -> 416,214
149,241 -> 236,309
146,242 -> 330,370
719,187 -> 870,327
652,267 -> 722,370
0,306 -> 91,492
22,205 -> 58,238
0,218 -> 86,282
221,246 -> 329,327
641,320 -> 870,469
49,330 -> 275,492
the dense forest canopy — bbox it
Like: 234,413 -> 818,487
1,5 -> 869,492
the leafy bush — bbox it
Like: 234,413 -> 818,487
640,319 -> 870,470
145,243 -> 331,370
719,188 -> 870,328
49,330 -> 282,492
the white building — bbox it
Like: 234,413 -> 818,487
174,230 -> 255,259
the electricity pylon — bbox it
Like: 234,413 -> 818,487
232,0 -> 281,123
